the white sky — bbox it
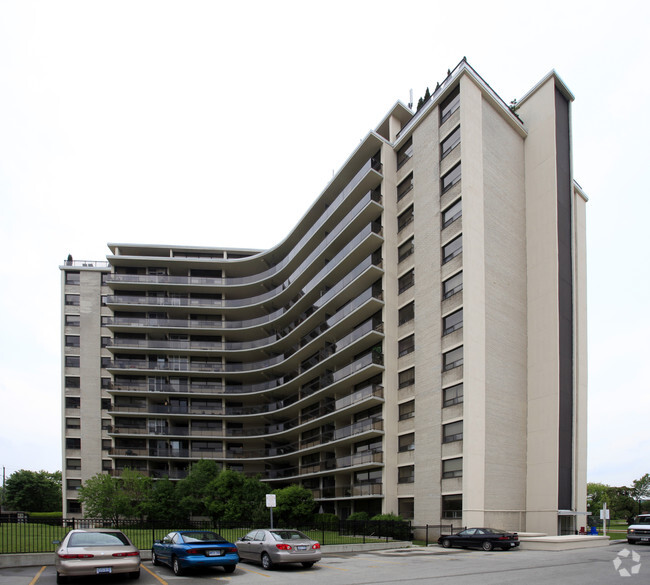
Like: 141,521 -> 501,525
0,0 -> 648,489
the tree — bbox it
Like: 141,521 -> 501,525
4,470 -> 62,512
145,477 -> 185,524
120,469 -> 152,520
272,485 -> 315,526
205,470 -> 267,525
78,473 -> 127,522
175,459 -> 220,518
632,473 -> 650,515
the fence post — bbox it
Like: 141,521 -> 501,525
426,524 -> 429,547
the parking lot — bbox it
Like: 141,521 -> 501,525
1,541 -> 648,585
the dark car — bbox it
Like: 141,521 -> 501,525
237,529 -> 321,569
151,530 -> 239,575
438,527 -> 519,551
54,528 -> 141,584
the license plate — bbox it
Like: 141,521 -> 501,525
207,550 -> 223,556
96,567 -> 112,574
641,538 -> 649,542
510,543 -> 516,547
296,545 -> 307,550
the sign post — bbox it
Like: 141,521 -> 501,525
600,503 -> 610,537
266,494 -> 277,529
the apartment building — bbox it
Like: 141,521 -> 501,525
61,59 -> 588,535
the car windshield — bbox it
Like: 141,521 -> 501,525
636,517 -> 650,525
68,532 -> 130,547
181,532 -> 226,543
270,530 -> 308,541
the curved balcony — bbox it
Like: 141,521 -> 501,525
106,190 -> 381,308
106,156 -> 382,289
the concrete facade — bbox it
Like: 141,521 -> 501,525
60,59 -> 587,535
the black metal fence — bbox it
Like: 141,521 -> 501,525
0,517 -> 417,554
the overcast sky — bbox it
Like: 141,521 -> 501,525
0,0 -> 648,489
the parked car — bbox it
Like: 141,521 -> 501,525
627,514 -> 650,544
236,529 -> 321,569
54,528 -> 141,584
438,527 -> 519,551
151,530 -> 238,575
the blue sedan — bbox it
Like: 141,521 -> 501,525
151,531 -> 239,575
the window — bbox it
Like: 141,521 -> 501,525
398,302 -> 415,325
398,367 -> 415,389
443,346 -> 463,371
65,397 -> 80,409
443,271 -> 463,299
441,162 -> 461,193
65,356 -> 80,368
65,335 -> 80,347
102,439 -> 112,450
101,272 -> 110,285
399,400 -> 415,420
442,235 -> 462,264
442,199 -> 462,228
398,334 -> 415,357
67,479 -> 82,491
65,418 -> 80,429
101,398 -> 111,410
65,314 -> 80,327
101,419 -> 111,430
66,458 -> 81,470
101,377 -> 112,389
65,271 -> 80,285
65,294 -> 80,306
441,125 -> 461,158
398,237 -> 414,263
443,309 -> 463,335
398,498 -> 414,519
101,357 -> 112,368
67,500 -> 82,514
65,376 -> 80,388
442,494 -> 462,519
396,137 -> 413,169
101,295 -> 108,306
443,420 -> 463,443
66,438 -> 81,450
102,460 -> 112,471
398,269 -> 414,294
443,383 -> 464,407
397,173 -> 414,200
442,457 -> 463,479
101,336 -> 111,348
398,465 -> 415,483
440,86 -> 460,124
101,316 -> 111,326
398,205 -> 414,232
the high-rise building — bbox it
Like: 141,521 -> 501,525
61,59 -> 588,536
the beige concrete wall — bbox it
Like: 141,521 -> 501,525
519,77 -> 561,535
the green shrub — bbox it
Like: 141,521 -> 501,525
346,511 -> 370,522
314,513 -> 339,529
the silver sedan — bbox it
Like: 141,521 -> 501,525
236,529 -> 321,569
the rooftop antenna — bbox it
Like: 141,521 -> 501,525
408,89 -> 413,110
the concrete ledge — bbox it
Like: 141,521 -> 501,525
0,553 -> 53,568
322,541 -> 412,554
520,535 -> 610,550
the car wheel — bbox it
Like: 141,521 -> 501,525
151,551 -> 160,566
261,552 -> 273,570
441,538 -> 452,549
56,573 -> 67,584
301,562 -> 314,568
129,569 -> 140,579
172,556 -> 184,576
482,541 -> 493,551
628,539 -> 634,544
223,564 -> 236,573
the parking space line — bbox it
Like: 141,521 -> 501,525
319,563 -> 349,570
28,566 -> 46,585
142,564 -> 168,584
236,566 -> 270,577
